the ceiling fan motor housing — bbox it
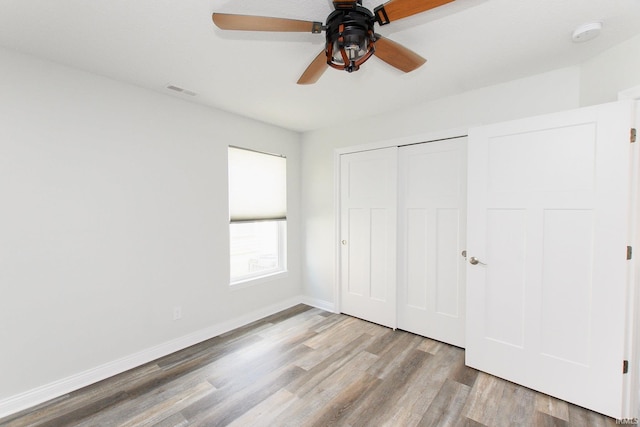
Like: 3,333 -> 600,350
325,5 -> 376,73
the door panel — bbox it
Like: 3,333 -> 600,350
340,147 -> 397,328
398,138 -> 467,347
405,209 -> 428,310
435,208 -> 462,318
484,208 -> 526,347
540,209 -> 593,365
466,101 -> 633,418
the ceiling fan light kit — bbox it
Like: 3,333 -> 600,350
326,4 -> 376,73
212,0 -> 455,84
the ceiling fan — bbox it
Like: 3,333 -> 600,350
212,0 -> 454,84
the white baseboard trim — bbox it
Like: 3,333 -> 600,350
299,296 -> 336,313
0,295 -> 327,419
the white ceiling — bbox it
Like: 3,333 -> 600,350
1,0 -> 640,132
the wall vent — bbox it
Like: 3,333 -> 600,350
165,84 -> 197,97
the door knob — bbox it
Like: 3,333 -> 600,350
461,250 -> 467,258
469,257 -> 486,266
341,240 -> 347,245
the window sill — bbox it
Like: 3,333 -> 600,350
229,270 -> 288,290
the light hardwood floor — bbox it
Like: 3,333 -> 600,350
0,305 -> 620,426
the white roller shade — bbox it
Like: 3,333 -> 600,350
228,146 -> 287,222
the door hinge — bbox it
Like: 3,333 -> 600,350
627,246 -> 633,260
632,128 -> 637,143
623,360 -> 629,374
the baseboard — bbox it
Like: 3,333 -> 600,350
299,296 -> 336,313
0,295 -> 316,419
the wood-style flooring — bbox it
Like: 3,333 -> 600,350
0,304 -> 620,426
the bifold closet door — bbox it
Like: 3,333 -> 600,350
340,147 -> 397,328
397,138 -> 467,347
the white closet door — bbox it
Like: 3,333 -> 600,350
398,138 -> 467,347
466,101 -> 634,418
340,147 -> 397,328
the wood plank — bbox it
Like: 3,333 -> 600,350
186,365 -> 306,426
346,349 -> 431,426
417,379 -> 471,427
449,350 -> 480,388
394,344 -> 460,418
270,351 -> 380,426
491,382 -> 537,426
366,330 -> 424,379
416,337 -> 445,355
286,333 -> 376,396
457,371 -> 509,425
227,389 -> 298,427
533,411 -> 570,427
88,381 -> 214,427
305,372 -> 380,426
154,412 -> 190,427
536,393 -> 570,421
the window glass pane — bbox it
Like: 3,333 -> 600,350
230,221 -> 282,281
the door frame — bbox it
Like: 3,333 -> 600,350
624,101 -> 640,419
333,128 -> 468,324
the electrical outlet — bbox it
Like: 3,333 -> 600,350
173,306 -> 182,321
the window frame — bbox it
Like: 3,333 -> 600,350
227,146 -> 288,287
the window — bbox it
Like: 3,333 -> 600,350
228,146 -> 287,284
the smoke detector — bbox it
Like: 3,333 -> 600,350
572,22 -> 602,43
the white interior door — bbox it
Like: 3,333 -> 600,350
398,138 -> 467,347
340,147 -> 397,328
466,101 -> 634,418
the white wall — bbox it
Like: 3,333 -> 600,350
300,67 -> 582,304
580,34 -> 640,107
0,47 -> 302,405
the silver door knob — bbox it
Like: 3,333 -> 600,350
469,257 -> 486,265
341,240 -> 347,245
461,250 -> 467,258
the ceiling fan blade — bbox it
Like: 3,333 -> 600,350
212,13 -> 322,33
374,35 -> 426,73
297,50 -> 328,85
373,0 -> 454,25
